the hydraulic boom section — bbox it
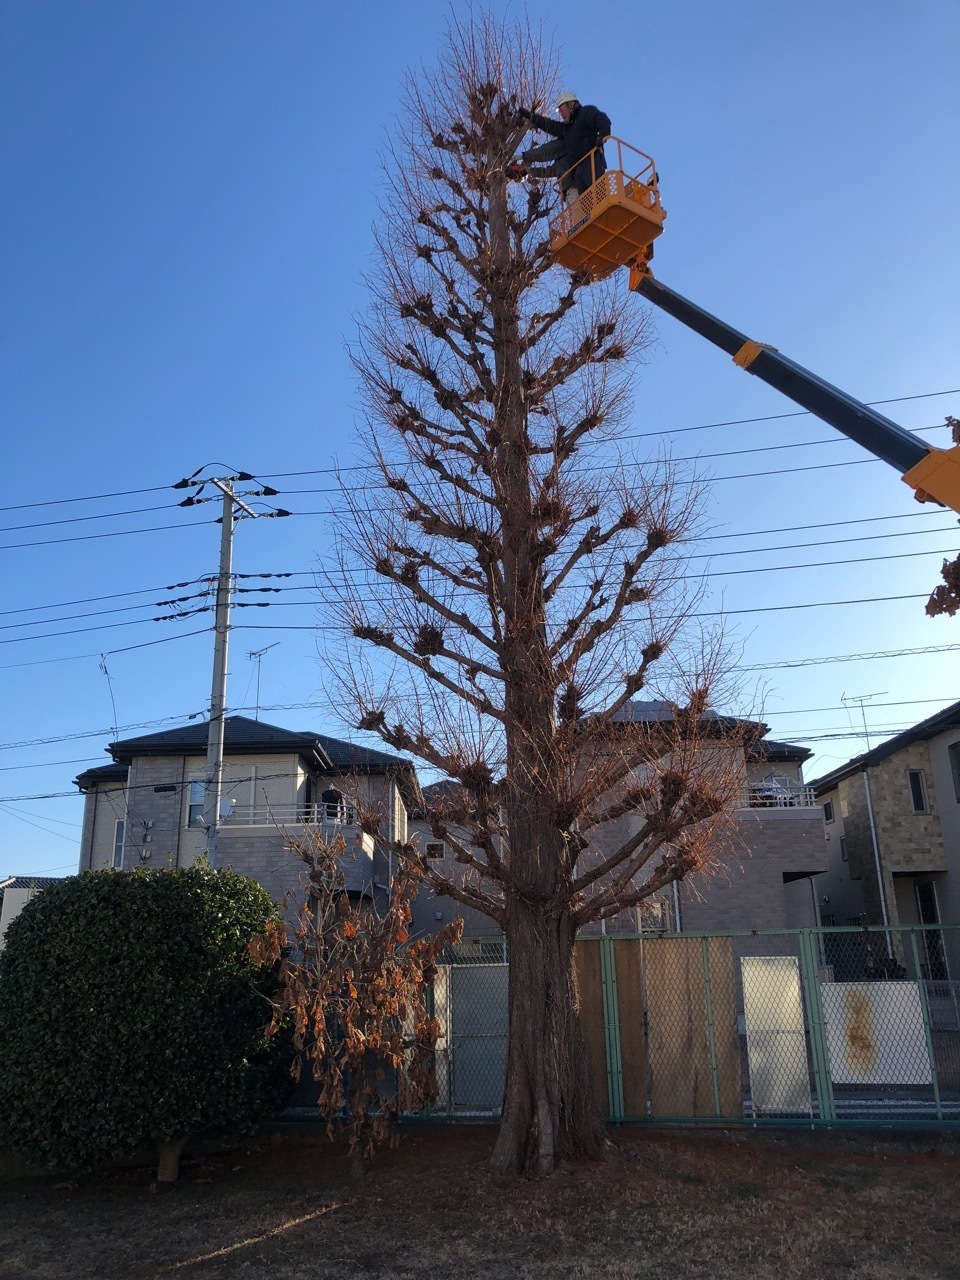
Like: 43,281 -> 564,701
629,274 -> 960,514
546,143 -> 960,515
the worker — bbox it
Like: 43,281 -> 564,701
513,91 -> 612,205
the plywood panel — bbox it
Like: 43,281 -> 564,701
645,937 -> 741,1118
574,940 -> 609,1115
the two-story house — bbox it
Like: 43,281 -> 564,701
74,716 -> 420,908
410,700 -> 827,943
811,699 -> 960,977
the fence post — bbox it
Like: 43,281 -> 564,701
599,937 -> 625,1121
908,929 -> 944,1121
700,936 -> 722,1117
799,929 -> 835,1122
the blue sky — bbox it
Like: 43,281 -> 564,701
1,0 -> 958,876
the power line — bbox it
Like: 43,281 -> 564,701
0,592 -> 211,634
760,697 -> 955,717
256,388 -> 959,479
0,712 -> 207,753
0,518 -> 216,553
276,421 -> 951,498
0,388 -> 954,521
2,576 -> 213,619
0,502 -> 179,536
3,529 -> 952,642
0,484 -> 172,515
1,508 -> 944,619
232,591 -> 931,634
0,757 -> 106,773
0,626 -> 213,671
742,642 -> 960,671
0,607 -> 211,647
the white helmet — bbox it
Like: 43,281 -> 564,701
556,90 -> 578,107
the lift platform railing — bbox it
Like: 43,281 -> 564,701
548,137 -> 666,278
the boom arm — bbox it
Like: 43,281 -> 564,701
632,273 -> 960,513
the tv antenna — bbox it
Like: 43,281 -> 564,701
841,691 -> 888,751
247,643 -> 280,720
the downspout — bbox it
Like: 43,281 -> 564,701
862,769 -> 894,958
672,879 -> 682,933
173,757 -> 185,869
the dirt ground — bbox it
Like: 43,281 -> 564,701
0,1124 -> 958,1279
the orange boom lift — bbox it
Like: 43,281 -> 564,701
546,139 -> 960,516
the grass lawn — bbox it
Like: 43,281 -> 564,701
0,1124 -> 957,1278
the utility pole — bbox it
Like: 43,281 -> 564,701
174,467 -> 289,870
203,479 -> 259,868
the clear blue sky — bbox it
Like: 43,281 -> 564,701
2,0 -> 958,876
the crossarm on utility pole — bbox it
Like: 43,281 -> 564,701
631,272 -> 960,513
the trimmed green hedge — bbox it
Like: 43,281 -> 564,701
0,864 -> 292,1175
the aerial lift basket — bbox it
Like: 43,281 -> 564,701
549,138 -> 666,278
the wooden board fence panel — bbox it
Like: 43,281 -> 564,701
574,940 -> 609,1115
643,937 -> 741,1118
612,940 -> 648,1118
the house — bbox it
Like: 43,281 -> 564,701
409,700 -> 827,943
0,877 -> 61,949
811,698 -> 960,977
74,716 -> 420,909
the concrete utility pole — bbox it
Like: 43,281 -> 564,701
202,478 -> 259,869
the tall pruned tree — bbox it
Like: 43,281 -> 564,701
330,14 -> 748,1175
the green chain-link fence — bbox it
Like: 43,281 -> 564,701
426,925 -> 960,1126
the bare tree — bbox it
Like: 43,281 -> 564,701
328,13 -> 748,1175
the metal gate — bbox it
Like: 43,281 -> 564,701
433,962 -> 508,1115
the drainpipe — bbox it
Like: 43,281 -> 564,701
862,769 -> 894,958
672,879 -> 682,933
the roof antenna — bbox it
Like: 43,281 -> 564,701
841,691 -> 888,751
247,643 -> 280,720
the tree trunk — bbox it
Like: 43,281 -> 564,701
155,1134 -> 188,1185
489,902 -> 607,1175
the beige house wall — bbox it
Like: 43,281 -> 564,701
81,782 -> 128,871
78,752 -> 407,914
0,887 -> 38,948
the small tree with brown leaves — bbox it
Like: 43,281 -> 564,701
252,831 -> 462,1168
330,14 -> 748,1175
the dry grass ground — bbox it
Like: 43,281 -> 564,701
0,1124 -> 958,1279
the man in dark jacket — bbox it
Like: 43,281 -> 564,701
516,91 -> 612,204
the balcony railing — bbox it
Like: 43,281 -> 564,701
221,801 -> 358,827
741,783 -> 816,809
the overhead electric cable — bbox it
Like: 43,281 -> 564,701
0,503 -> 180,535
0,627 -> 213,671
0,608 -> 211,647
0,519 -> 217,553
0,389 -> 953,518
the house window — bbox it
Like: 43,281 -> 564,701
908,770 -> 928,813
949,742 -> 960,802
188,780 -> 206,827
822,799 -> 834,824
425,842 -> 445,860
839,835 -> 847,862
113,820 -> 125,869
